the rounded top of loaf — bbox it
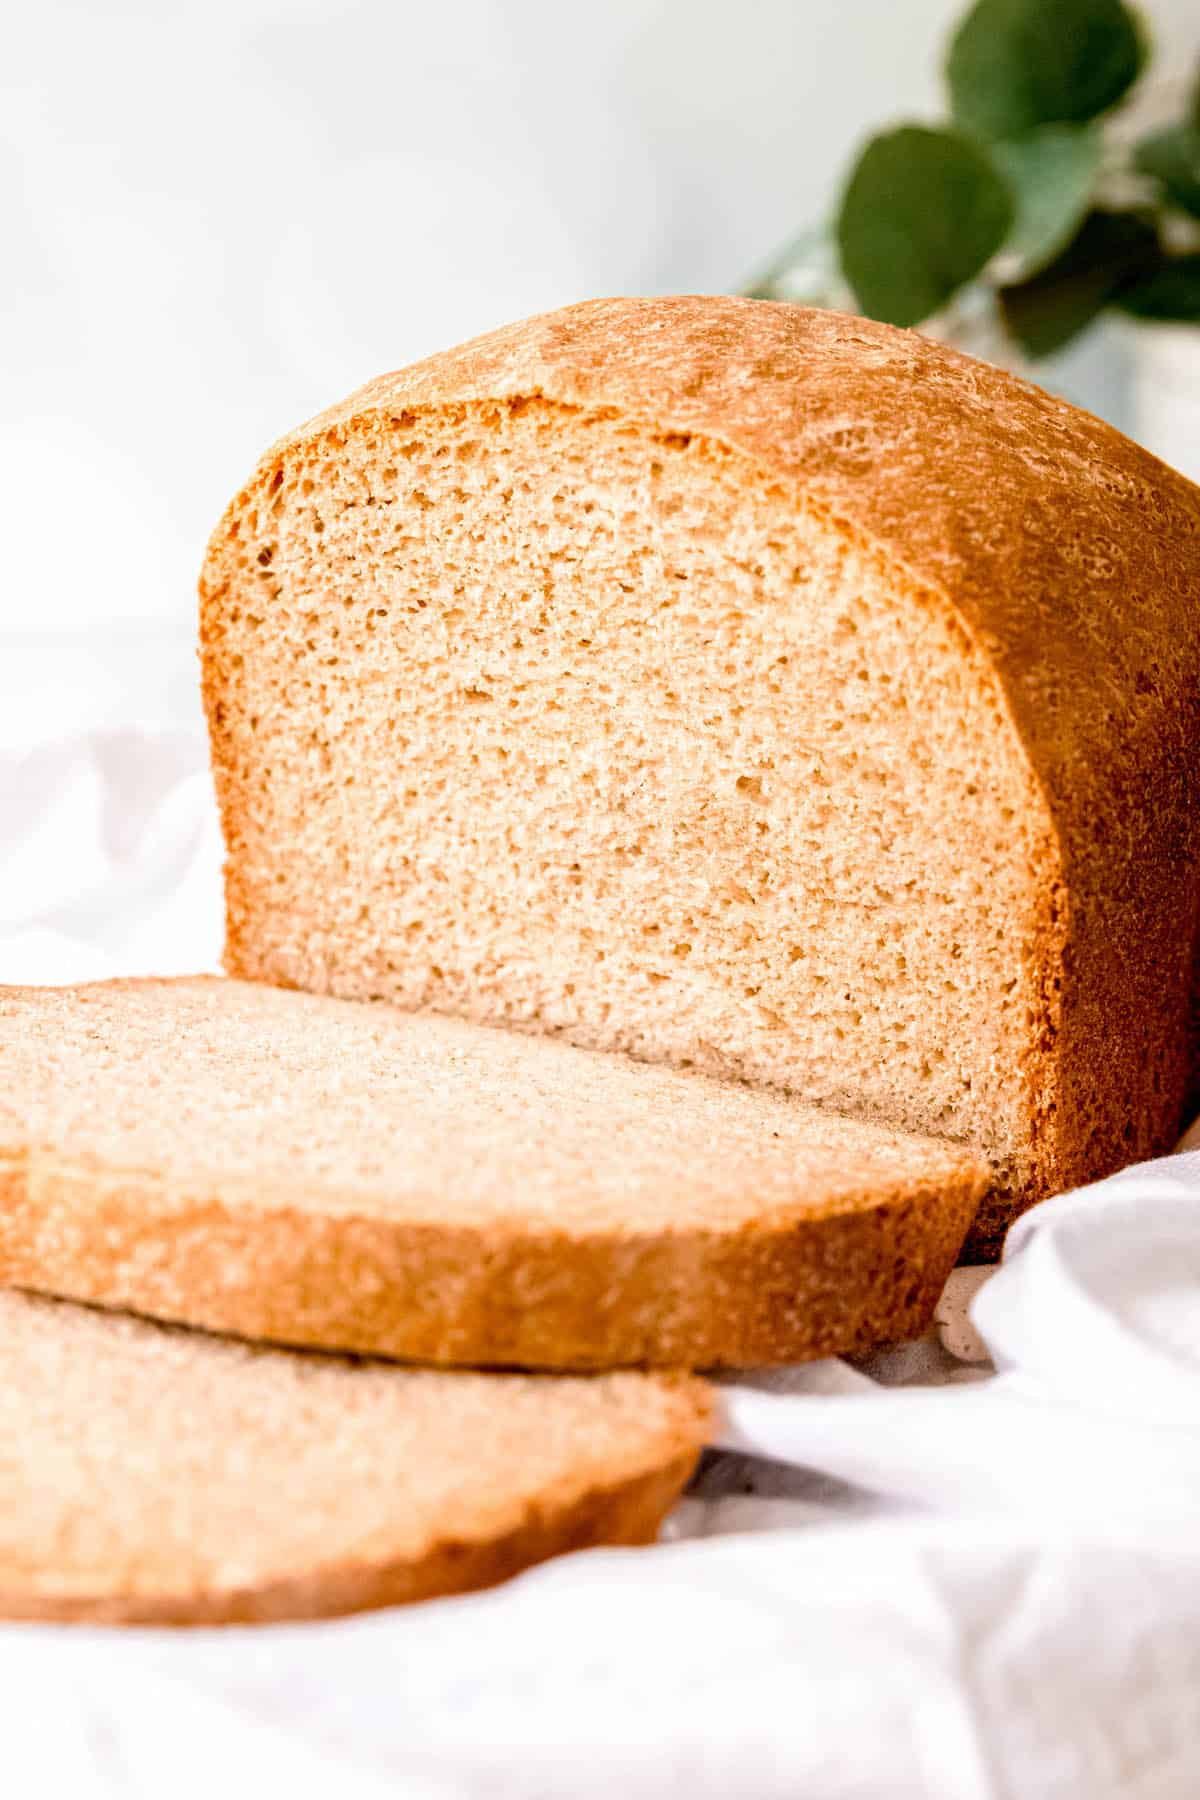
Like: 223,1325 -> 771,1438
268,295 -> 1200,831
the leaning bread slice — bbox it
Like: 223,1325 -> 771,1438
0,1288 -> 708,1625
0,977 -> 986,1367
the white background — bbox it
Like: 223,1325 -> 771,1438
4,0 -> 1199,745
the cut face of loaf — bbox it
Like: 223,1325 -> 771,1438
201,298 -> 1200,1250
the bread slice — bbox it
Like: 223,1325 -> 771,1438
0,1287 -> 707,1625
0,977 -> 985,1367
199,296 -> 1200,1254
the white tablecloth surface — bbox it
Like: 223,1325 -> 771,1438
4,727 -> 1200,1799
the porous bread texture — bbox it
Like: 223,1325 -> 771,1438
0,1287 -> 708,1625
200,297 -> 1200,1253
0,978 -> 985,1368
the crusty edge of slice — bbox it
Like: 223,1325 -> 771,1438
0,1430 -> 705,1625
0,1143 -> 986,1368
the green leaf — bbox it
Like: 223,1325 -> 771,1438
992,125 -> 1103,274
946,0 -> 1146,139
1134,122 -> 1200,220
836,126 -> 1014,328
1117,254 -> 1200,322
998,209 -> 1162,356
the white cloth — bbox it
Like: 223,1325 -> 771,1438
4,729 -> 1200,1798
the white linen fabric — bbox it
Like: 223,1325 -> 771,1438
3,728 -> 1200,1798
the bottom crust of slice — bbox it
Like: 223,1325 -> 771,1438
0,1289 -> 709,1626
0,1448 -> 699,1627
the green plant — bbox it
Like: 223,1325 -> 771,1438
749,0 -> 1200,356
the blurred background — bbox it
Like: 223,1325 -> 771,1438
4,0 -> 1199,749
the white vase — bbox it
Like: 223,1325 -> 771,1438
1123,322 -> 1200,484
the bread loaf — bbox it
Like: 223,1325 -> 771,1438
200,297 -> 1200,1252
0,977 -> 984,1366
0,1287 -> 707,1624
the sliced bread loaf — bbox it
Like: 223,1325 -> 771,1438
0,1287 -> 707,1624
0,977 -> 985,1367
200,297 -> 1200,1252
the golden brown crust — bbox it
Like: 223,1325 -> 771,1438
0,1136 -> 984,1371
0,1445 -> 701,1626
201,298 -> 1200,1244
308,297 -> 1200,798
